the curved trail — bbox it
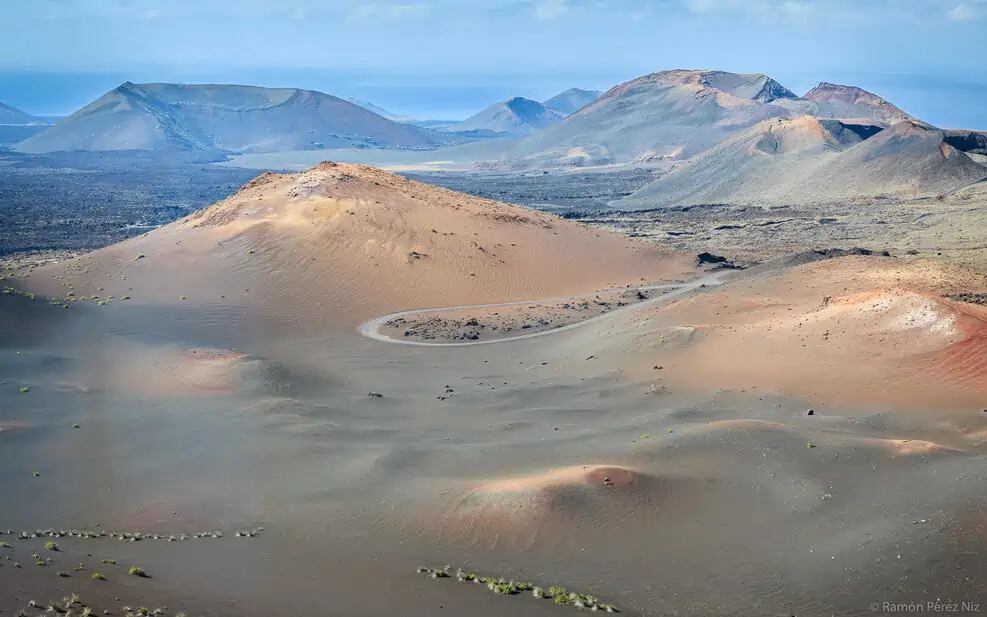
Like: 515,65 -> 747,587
359,270 -> 730,347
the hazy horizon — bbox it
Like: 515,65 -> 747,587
1,0 -> 986,128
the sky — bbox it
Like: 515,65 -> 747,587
1,0 -> 985,127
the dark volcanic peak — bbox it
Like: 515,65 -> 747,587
16,82 -> 452,154
504,96 -> 549,115
699,70 -> 796,102
750,76 -> 799,103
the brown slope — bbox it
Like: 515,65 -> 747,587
23,162 -> 695,331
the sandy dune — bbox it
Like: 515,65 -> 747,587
22,162 -> 695,331
434,465 -> 653,546
606,255 -> 987,410
67,341 -> 285,396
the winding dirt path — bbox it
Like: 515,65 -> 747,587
358,270 -> 730,347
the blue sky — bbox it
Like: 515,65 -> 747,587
1,0 -> 985,127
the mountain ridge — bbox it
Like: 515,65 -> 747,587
618,117 -> 987,209
16,82 -> 454,154
494,69 -> 923,169
499,69 -> 796,168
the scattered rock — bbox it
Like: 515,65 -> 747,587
697,252 -> 728,265
947,293 -> 987,306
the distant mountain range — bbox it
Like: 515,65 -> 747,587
15,82 -> 459,154
497,71 -> 782,167
415,88 -> 601,137
498,70 -> 920,169
8,70 -> 985,210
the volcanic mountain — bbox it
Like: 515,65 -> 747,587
500,70 -> 798,168
26,162 -> 694,330
619,117 -> 987,208
779,82 -> 912,125
493,70 -> 928,169
542,88 -> 602,116
16,82 -> 452,154
442,97 -> 564,136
